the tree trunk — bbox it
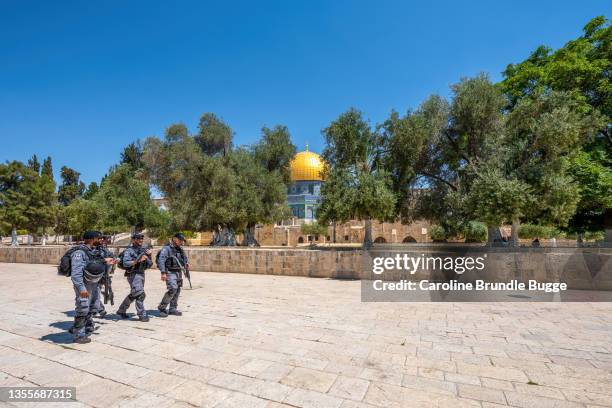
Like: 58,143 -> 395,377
11,227 -> 18,246
212,225 -> 237,246
487,226 -> 502,247
604,209 -> 612,247
510,219 -> 520,247
363,219 -> 373,249
577,232 -> 584,248
242,223 -> 260,247
332,221 -> 337,243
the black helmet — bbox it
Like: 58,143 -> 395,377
83,230 -> 101,240
84,261 -> 105,283
173,232 -> 186,241
132,233 -> 145,240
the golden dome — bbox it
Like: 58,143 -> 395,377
290,147 -> 325,181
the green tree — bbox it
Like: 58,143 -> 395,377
0,161 -> 58,245
383,75 -> 507,243
57,198 -> 98,239
93,164 -> 165,234
41,156 -> 53,178
196,113 -> 233,157
143,116 -> 294,246
82,182 -> 99,200
319,108 -> 396,247
254,125 -> 297,183
27,154 -> 40,173
500,16 -> 612,237
120,141 -> 144,171
58,166 -> 85,206
0,162 -> 31,245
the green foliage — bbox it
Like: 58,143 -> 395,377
146,209 -> 172,241
58,166 -> 85,206
57,198 -> 98,236
500,16 -> 612,233
82,182 -> 99,200
41,157 -> 53,178
254,125 -> 296,183
463,221 -> 487,243
467,167 -> 531,227
0,160 -> 57,237
121,141 -> 144,171
143,116 -> 294,241
93,164 -> 163,233
429,225 -> 447,242
518,224 -> 561,239
196,113 -> 233,157
319,108 -> 396,246
27,155 -> 40,173
16,229 -> 28,235
300,222 -> 328,237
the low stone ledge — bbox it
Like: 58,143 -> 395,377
0,245 -> 610,289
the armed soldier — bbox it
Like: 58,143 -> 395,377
157,233 -> 189,317
69,231 -> 116,343
93,234 -> 114,318
117,233 -> 153,322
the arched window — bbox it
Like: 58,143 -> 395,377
402,236 -> 417,243
374,237 -> 387,243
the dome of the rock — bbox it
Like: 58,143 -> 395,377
290,148 -> 325,181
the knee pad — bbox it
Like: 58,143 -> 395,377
137,292 -> 146,301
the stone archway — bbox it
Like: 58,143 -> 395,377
298,236 -> 304,244
402,236 -> 417,243
374,237 -> 387,243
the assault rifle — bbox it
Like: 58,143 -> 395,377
102,261 -> 115,305
171,254 -> 192,289
100,243 -> 116,305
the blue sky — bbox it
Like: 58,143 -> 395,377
1,1 -> 609,185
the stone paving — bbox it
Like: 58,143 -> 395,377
1,263 -> 612,407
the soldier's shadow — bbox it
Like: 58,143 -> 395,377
40,321 -> 75,344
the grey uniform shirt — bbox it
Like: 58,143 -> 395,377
157,244 -> 189,274
122,245 -> 153,271
70,246 -> 91,292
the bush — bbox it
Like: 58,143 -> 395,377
463,221 -> 487,243
430,225 -> 446,242
16,229 -> 28,235
180,230 -> 197,239
518,224 -> 560,239
300,222 -> 328,237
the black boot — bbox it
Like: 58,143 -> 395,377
117,311 -> 130,319
74,336 -> 91,344
169,310 -> 182,316
139,315 -> 150,322
158,306 -> 168,317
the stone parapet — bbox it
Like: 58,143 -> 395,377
0,245 -> 610,290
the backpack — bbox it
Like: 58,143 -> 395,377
116,249 -> 128,270
57,245 -> 90,276
155,245 -> 184,269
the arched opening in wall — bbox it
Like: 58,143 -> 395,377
374,237 -> 387,243
298,236 -> 304,244
402,236 -> 417,243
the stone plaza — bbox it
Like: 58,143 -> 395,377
1,263 -> 612,407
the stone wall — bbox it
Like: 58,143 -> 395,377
0,245 -> 610,290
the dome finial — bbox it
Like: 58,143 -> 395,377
305,143 -> 309,152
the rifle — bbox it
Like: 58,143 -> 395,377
171,254 -> 192,289
102,264 -> 114,305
